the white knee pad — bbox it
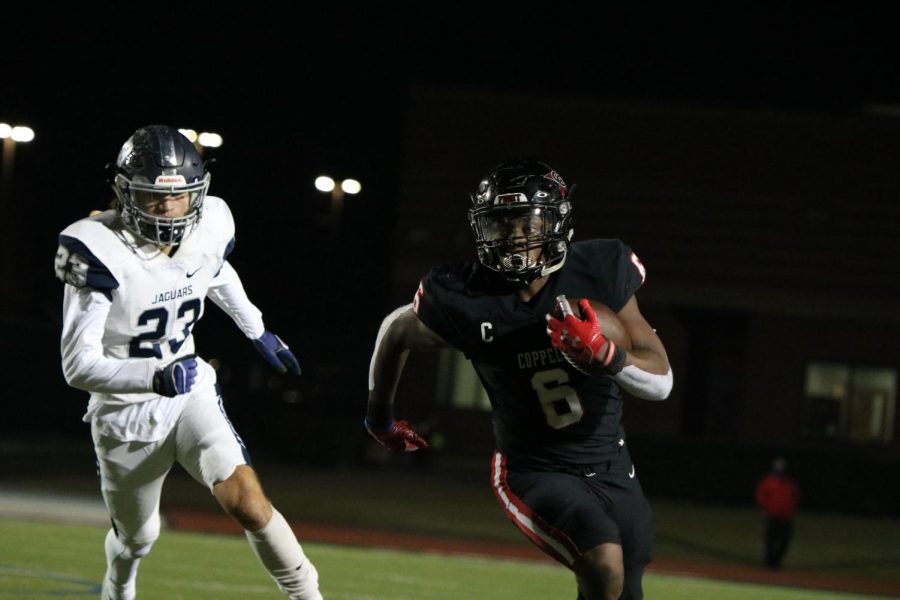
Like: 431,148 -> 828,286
116,510 -> 161,558
106,514 -> 161,560
106,527 -> 155,561
125,540 -> 154,559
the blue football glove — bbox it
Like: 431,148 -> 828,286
152,354 -> 198,397
253,331 -> 301,375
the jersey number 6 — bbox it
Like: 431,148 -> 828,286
531,368 -> 584,429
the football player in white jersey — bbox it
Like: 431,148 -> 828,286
54,125 -> 323,600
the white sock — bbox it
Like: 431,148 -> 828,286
245,509 -> 322,600
103,529 -> 139,600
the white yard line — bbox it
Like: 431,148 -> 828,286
0,487 -> 109,526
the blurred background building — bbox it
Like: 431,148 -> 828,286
2,5 -> 898,516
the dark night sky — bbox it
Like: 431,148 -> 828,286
5,3 -> 898,298
4,6 -> 897,216
5,5 -> 898,200
6,4 -> 893,299
3,4 -> 899,435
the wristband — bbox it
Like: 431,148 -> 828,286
600,341 -> 627,374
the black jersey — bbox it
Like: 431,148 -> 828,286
414,239 -> 646,467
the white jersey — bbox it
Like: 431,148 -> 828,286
55,196 -> 265,441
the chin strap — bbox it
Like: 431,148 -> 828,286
538,250 -> 567,278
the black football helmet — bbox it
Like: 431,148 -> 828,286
109,125 -> 211,247
468,159 -> 574,285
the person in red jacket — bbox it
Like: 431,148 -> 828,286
755,456 -> 800,568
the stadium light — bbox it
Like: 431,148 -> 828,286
1,124 -> 35,142
314,174 -> 363,241
197,132 -> 223,148
1,122 -> 35,198
315,176 -> 336,193
0,122 -> 35,288
314,175 -> 362,198
341,178 -> 362,195
178,128 -> 222,154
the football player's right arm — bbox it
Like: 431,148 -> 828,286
60,285 -> 156,394
366,303 -> 448,427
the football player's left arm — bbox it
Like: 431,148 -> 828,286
615,295 -> 673,400
365,304 -> 449,451
207,261 -> 300,375
207,261 -> 265,337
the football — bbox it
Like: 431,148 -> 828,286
552,296 -> 632,351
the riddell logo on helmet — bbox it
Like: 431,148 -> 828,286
156,175 -> 187,185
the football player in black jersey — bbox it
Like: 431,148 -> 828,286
366,159 -> 672,599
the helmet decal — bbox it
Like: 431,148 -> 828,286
543,170 -> 568,197
495,193 -> 529,205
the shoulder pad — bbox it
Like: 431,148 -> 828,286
200,196 -> 236,258
428,263 -> 470,290
566,239 -> 645,311
414,262 -> 495,348
55,233 -> 119,293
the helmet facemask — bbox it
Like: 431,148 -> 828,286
114,172 -> 210,247
469,201 -> 572,285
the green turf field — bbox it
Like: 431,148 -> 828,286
0,519 -> 894,600
2,440 -> 899,598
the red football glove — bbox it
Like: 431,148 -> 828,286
546,298 -> 619,368
365,419 -> 429,452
